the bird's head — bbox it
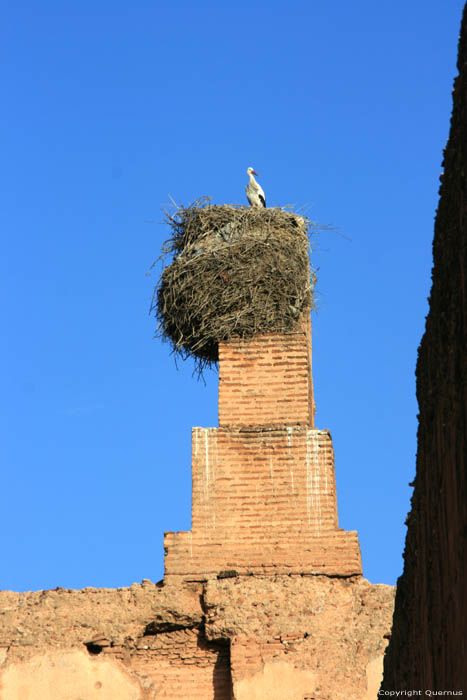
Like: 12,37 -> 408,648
247,167 -> 258,177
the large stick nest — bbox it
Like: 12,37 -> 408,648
151,199 -> 316,372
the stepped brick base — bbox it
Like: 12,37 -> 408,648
164,531 -> 361,581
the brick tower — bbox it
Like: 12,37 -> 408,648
164,313 -> 362,582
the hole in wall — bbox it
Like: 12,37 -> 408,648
217,570 -> 238,579
84,642 -> 104,655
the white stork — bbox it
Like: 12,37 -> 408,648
245,167 -> 266,208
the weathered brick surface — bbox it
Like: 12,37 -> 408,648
164,531 -> 361,582
203,575 -> 394,642
0,582 -> 231,700
165,313 -> 362,581
204,575 -> 395,700
164,427 -> 361,580
191,427 -> 338,536
0,575 -> 393,700
120,629 -> 231,700
218,315 -> 315,428
0,582 -> 202,655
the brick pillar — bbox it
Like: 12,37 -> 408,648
218,314 -> 315,428
164,313 -> 361,581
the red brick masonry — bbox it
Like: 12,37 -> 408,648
218,315 -> 315,428
164,317 -> 362,581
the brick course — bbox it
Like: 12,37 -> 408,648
120,629 -> 231,700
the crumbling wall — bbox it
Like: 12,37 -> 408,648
0,582 -> 231,700
381,4 -> 467,693
204,575 -> 394,700
0,576 -> 394,700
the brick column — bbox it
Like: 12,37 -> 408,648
164,313 -> 361,582
218,314 -> 315,428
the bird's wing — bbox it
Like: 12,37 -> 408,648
256,182 -> 266,207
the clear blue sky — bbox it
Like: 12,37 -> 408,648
2,1 -> 464,592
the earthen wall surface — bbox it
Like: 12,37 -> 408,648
381,5 -> 467,693
0,576 -> 394,700
0,582 -> 232,700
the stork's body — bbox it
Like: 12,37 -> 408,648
245,167 -> 266,207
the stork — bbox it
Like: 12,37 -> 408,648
245,167 -> 266,208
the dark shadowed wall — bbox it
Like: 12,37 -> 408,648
381,4 -> 467,693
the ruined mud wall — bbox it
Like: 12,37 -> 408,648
0,581 -> 231,700
0,576 -> 394,700
381,5 -> 467,692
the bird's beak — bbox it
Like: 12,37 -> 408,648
252,170 -> 258,176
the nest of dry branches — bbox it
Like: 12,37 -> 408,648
151,198 -> 316,372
